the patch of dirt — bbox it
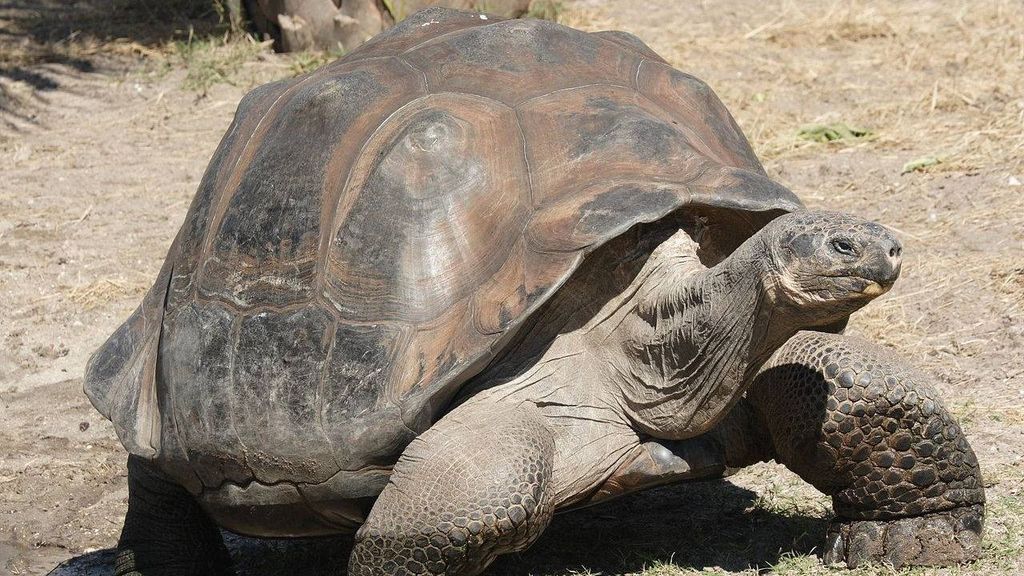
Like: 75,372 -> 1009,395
2,1 -> 1022,575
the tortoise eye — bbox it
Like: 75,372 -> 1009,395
831,239 -> 857,256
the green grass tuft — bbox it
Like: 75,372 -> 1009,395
288,49 -> 345,76
527,0 -> 565,21
900,156 -> 942,174
173,28 -> 266,93
797,122 -> 873,143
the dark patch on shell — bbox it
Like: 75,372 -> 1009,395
575,186 -> 685,237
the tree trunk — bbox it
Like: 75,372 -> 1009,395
387,1 -> 531,21
245,0 -> 534,52
223,0 -> 246,34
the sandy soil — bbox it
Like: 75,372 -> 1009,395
1,1 -> 1021,575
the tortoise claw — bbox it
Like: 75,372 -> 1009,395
822,504 -> 984,569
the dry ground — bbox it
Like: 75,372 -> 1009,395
1,1 -> 1022,575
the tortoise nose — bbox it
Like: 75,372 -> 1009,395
875,235 -> 902,286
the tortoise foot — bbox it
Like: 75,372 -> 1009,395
823,503 -> 984,569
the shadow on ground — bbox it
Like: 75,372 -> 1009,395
50,480 -> 829,575
0,0 -> 222,121
2,0 -> 221,50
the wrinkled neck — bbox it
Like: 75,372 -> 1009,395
600,237 -> 793,440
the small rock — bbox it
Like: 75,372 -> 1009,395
32,343 -> 69,359
1009,175 -> 1022,186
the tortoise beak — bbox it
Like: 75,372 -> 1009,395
859,281 -> 886,297
859,232 -> 903,293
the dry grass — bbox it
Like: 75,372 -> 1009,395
0,1 -> 225,75
170,31 -> 272,93
668,1 -> 1022,173
65,278 -> 143,310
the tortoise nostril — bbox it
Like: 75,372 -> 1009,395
889,247 -> 898,257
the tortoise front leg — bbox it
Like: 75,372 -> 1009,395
348,402 -> 556,576
748,330 -> 985,568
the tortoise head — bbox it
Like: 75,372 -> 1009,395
761,211 -> 902,323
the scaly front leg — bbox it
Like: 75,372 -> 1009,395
348,402 -> 557,576
748,330 -> 984,568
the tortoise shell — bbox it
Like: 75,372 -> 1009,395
84,7 -> 802,494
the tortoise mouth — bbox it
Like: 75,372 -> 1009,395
848,276 -> 894,298
858,281 -> 885,297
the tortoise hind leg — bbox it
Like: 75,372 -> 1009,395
748,331 -> 984,568
349,402 -> 556,576
115,456 -> 233,576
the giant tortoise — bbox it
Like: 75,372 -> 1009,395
84,7 -> 984,575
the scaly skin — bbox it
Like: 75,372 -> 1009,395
115,456 -> 233,576
349,404 -> 556,576
748,331 -> 985,568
